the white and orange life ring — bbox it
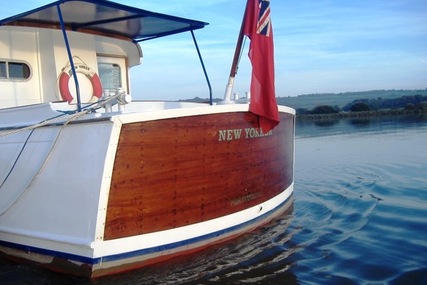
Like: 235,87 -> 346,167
58,63 -> 102,103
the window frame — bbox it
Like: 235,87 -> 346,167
0,59 -> 32,82
98,62 -> 123,91
97,55 -> 129,94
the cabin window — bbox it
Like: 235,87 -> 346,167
98,62 -> 122,90
0,60 -> 31,80
0,62 -> 6,78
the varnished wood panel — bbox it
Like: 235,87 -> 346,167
104,112 -> 294,240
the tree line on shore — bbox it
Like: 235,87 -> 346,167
179,90 -> 427,118
296,95 -> 427,117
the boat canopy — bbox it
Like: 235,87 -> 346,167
0,0 -> 208,42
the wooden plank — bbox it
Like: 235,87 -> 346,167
104,112 -> 294,240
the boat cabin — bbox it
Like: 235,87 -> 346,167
0,0 -> 207,109
0,25 -> 138,107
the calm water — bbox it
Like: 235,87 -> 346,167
1,116 -> 426,284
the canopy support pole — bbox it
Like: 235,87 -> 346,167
57,3 -> 82,111
191,30 -> 212,105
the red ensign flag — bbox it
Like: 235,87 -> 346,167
243,0 -> 279,132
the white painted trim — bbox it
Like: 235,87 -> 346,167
94,118 -> 123,242
93,183 -> 293,258
113,103 -> 295,125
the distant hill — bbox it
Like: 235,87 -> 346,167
342,95 -> 427,111
276,89 -> 427,110
179,89 -> 427,111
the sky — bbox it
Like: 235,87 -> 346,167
1,0 -> 427,100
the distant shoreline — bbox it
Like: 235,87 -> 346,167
296,108 -> 427,121
277,89 -> 427,110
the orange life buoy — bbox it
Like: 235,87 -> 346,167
59,63 -> 103,103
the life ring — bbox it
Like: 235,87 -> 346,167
59,63 -> 103,103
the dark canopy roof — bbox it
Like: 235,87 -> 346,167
0,0 -> 208,42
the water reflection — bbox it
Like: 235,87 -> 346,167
296,115 -> 427,138
313,119 -> 339,127
349,118 -> 371,126
294,118 -> 427,284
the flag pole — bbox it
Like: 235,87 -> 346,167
223,0 -> 251,102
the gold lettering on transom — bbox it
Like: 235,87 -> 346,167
218,128 -> 272,141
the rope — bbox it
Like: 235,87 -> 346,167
0,108 -> 90,216
0,89 -> 125,139
0,90 -> 128,215
0,109 -> 89,138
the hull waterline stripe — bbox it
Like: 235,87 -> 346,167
0,193 -> 293,265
